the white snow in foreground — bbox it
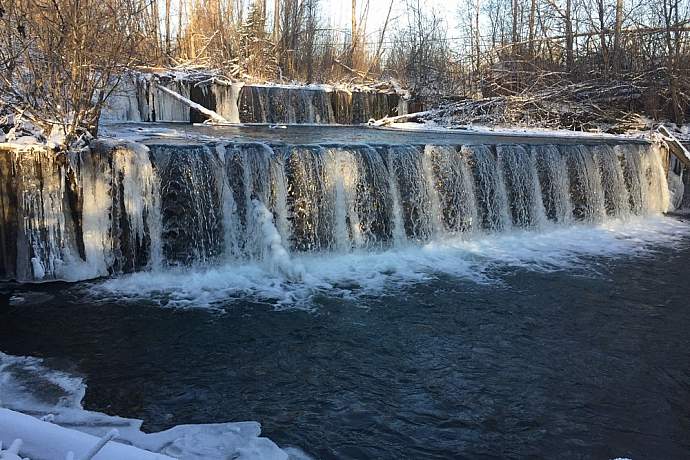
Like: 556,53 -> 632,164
87,216 -> 690,309
0,353 -> 290,460
0,410 -> 174,460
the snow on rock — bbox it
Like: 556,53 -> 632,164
0,352 -> 288,460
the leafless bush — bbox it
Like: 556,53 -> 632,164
0,0 -> 139,146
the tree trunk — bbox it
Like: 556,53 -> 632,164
528,0 -> 536,56
512,0 -> 519,47
475,0 -> 481,73
165,0 -> 171,61
613,0 -> 623,70
565,0 -> 574,72
351,0 -> 357,55
597,0 -> 609,73
273,0 -> 280,42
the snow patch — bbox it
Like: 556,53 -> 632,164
379,120 -> 650,141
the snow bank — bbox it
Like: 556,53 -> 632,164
0,409 -> 174,460
0,352 -> 288,460
378,120 -> 651,141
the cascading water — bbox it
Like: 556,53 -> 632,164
468,145 -> 512,232
101,76 -> 406,125
0,140 -> 672,282
596,145 -> 631,218
565,145 -> 607,222
150,144 -> 224,265
379,145 -> 443,241
498,145 -> 547,228
533,145 -> 574,224
425,145 -> 479,235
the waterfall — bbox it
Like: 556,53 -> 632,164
498,145 -> 547,228
149,144 -> 224,265
564,145 -> 607,222
102,78 -> 406,125
647,143 -> 671,214
425,145 -> 478,235
381,145 -> 443,241
250,199 -> 303,281
322,147 -> 363,250
468,145 -> 512,232
0,140 -> 673,282
596,145 -> 631,218
212,82 -> 243,124
619,144 -> 671,215
533,145 -> 574,224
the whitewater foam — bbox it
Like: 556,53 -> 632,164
86,216 -> 690,309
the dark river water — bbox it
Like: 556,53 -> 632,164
101,122 -> 648,147
1,234 -> 690,459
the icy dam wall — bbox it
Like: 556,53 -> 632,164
101,77 -> 408,124
0,140 -> 671,282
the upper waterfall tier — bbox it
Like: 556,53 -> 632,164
0,137 -> 671,282
101,76 -> 408,124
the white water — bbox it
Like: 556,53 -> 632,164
88,216 -> 690,309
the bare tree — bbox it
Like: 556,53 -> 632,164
388,0 -> 461,103
0,0 -> 139,146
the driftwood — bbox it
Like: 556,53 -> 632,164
379,79 -> 651,133
371,110 -> 433,126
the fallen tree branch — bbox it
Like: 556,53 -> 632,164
371,110 -> 437,126
155,84 -> 228,123
375,79 -> 654,133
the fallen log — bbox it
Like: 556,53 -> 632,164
155,84 -> 228,123
370,110 -> 437,127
